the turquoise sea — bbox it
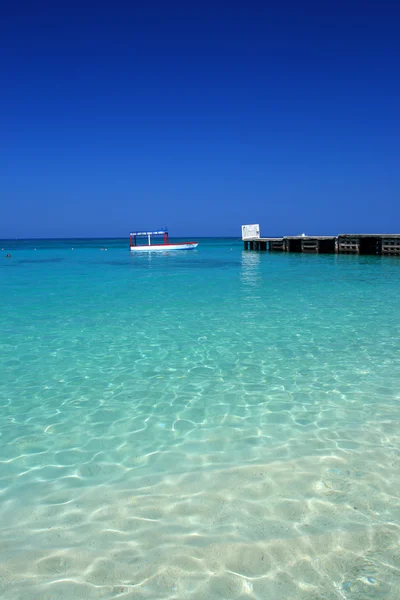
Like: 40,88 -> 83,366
1,238 -> 399,599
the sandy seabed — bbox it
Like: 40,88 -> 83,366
0,415 -> 399,600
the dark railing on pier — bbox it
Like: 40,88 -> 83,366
243,234 -> 400,256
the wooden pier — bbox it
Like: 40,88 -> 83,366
243,234 -> 400,256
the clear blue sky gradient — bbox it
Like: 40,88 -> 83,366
1,1 -> 399,238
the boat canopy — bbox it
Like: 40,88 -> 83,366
130,228 -> 167,236
130,228 -> 169,248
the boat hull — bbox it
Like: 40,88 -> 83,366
130,243 -> 198,252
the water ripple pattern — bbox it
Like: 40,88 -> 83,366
0,238 -> 399,599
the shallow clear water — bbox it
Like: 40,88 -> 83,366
1,238 -> 399,599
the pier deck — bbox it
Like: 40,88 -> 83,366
243,234 -> 400,256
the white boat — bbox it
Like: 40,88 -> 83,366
129,228 -> 198,252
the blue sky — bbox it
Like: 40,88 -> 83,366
1,1 -> 399,238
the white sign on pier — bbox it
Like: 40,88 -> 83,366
241,224 -> 260,240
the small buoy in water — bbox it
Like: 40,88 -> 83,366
6,254 -> 11,258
